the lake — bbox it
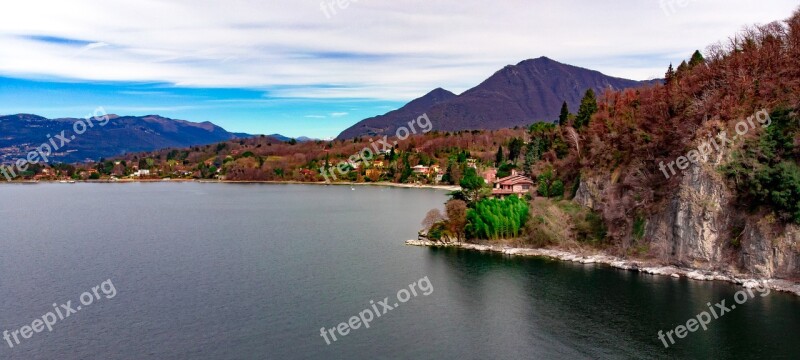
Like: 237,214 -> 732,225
0,183 -> 797,359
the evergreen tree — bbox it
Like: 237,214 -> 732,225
558,101 -> 570,125
523,140 -> 539,174
575,89 -> 597,129
676,60 -> 689,75
495,145 -> 504,166
508,138 -> 524,163
665,63 -> 675,84
689,50 -> 705,67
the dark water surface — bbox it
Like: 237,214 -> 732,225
0,183 -> 797,359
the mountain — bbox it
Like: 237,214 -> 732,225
267,134 -> 318,142
0,114 -> 244,163
337,57 -> 657,139
336,87 -> 457,139
231,132 -> 256,139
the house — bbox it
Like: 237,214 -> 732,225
435,170 -> 445,184
481,168 -> 497,184
412,165 -> 429,174
372,160 -> 386,169
132,169 -> 151,177
492,174 -> 535,198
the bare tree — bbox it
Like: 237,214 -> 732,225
445,200 -> 468,242
565,126 -> 581,159
421,209 -> 446,231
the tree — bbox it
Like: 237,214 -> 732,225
445,200 -> 467,242
508,138 -> 524,163
665,63 -> 675,84
523,140 -> 538,175
448,163 -> 463,185
537,168 -> 554,197
575,89 -> 597,129
464,196 -> 529,240
497,163 -> 516,178
558,101 -> 570,125
459,167 -> 485,203
550,180 -> 565,198
421,209 -> 446,231
689,50 -> 705,67
565,126 -> 581,159
399,153 -> 412,183
495,145 -> 504,166
676,60 -> 689,75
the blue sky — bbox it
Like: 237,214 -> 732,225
0,76 -> 403,138
0,0 -> 797,138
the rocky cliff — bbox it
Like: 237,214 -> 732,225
574,162 -> 800,280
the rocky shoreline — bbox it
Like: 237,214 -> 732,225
405,240 -> 800,297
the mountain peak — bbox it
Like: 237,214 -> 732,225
527,56 -> 555,63
335,87 -> 456,139
427,87 -> 455,96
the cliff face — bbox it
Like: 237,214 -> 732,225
645,167 -> 733,271
574,165 -> 800,279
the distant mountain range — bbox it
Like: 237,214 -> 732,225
0,114 -> 247,163
267,134 -> 317,142
337,57 -> 659,139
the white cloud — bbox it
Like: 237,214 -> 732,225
0,0 -> 797,100
330,112 -> 348,117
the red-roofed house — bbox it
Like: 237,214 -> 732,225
492,174 -> 535,198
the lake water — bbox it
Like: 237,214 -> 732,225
0,183 -> 797,359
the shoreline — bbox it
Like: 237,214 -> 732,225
2,179 -> 460,190
405,240 -> 800,297
219,180 -> 460,191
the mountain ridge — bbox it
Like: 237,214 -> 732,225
0,113 -> 245,163
337,57 -> 658,139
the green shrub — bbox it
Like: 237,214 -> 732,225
550,180 -> 565,198
574,211 -> 607,244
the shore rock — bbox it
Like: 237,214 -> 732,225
405,240 -> 800,297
